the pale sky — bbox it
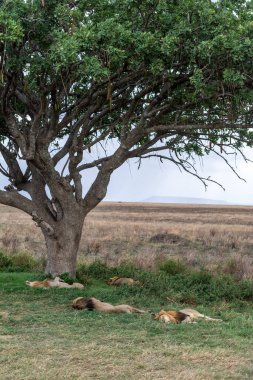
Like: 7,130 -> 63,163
103,148 -> 253,205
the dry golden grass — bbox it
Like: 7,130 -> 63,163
1,202 -> 253,278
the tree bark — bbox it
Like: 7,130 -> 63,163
42,213 -> 85,277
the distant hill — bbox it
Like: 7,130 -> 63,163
142,196 -> 228,205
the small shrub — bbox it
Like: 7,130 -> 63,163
11,252 -> 40,271
0,251 -> 43,272
0,252 -> 43,272
187,270 -> 213,285
76,266 -> 91,286
85,260 -> 114,279
113,262 -> 139,277
159,259 -> 187,275
0,251 -> 12,269
59,272 -> 76,284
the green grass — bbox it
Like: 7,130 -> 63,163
77,261 -> 253,305
1,271 -> 253,379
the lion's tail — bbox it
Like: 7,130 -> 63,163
203,316 -> 223,322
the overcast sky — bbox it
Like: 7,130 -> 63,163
103,148 -> 253,205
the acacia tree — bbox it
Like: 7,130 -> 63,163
0,0 -> 253,276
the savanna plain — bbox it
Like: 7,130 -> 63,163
0,202 -> 253,379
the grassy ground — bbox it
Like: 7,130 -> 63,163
1,272 -> 253,380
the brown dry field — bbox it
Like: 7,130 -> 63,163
1,202 -> 253,278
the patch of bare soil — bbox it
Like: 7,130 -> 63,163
0,311 -> 9,320
0,335 -> 13,340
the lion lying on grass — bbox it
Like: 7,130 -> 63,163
72,297 -> 146,314
107,276 -> 140,286
154,308 -> 223,324
26,277 -> 84,289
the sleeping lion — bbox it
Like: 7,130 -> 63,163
26,277 -> 63,288
107,276 -> 140,286
72,297 -> 146,314
26,277 -> 84,289
154,308 -> 223,323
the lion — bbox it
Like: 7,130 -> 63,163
72,297 -> 146,314
57,281 -> 84,289
25,277 -> 63,288
180,308 -> 223,322
107,276 -> 140,286
26,277 -> 84,289
70,282 -> 85,289
154,310 -> 191,324
154,308 -> 222,324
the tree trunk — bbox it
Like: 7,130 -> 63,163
43,215 -> 84,277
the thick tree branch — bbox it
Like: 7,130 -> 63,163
0,190 -> 34,215
77,156 -> 112,172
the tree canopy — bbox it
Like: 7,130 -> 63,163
0,0 -> 253,275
